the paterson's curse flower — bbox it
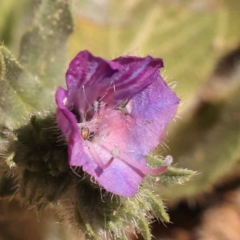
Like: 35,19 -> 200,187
55,50 -> 179,197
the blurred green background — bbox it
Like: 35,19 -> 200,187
1,0 -> 240,239
3,0 -> 240,98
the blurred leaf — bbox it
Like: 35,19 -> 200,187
69,0 -> 240,99
69,0 -> 240,205
156,76 -> 240,202
19,0 -> 73,91
0,0 -> 73,128
0,1 -> 17,43
0,0 -> 29,46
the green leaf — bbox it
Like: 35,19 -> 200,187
19,0 -> 73,91
0,0 -> 29,46
0,46 -> 43,127
0,0 -> 73,128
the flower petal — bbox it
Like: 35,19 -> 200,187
79,105 -> 169,196
93,75 -> 179,159
66,50 -> 120,91
80,146 -> 144,197
109,55 -> 163,104
66,52 -> 164,114
128,76 -> 180,154
55,87 -> 84,166
56,51 -> 179,197
66,50 -> 121,116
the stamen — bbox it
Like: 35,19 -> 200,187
98,80 -> 116,102
111,148 -> 120,158
77,114 -> 102,139
87,143 -> 114,169
116,99 -> 129,115
144,165 -> 168,174
163,155 -> 173,167
93,100 -> 100,113
99,143 -> 168,175
98,143 -> 144,174
82,85 -> 90,105
82,85 -> 93,121
81,127 -> 89,140
70,167 -> 83,178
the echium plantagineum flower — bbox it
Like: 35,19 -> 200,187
55,50 -> 179,197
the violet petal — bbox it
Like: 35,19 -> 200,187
55,87 -> 84,166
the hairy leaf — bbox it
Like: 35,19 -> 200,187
19,0 -> 73,95
0,46 -> 42,127
0,0 -> 73,128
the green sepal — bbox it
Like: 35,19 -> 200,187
144,189 -> 170,223
146,155 -> 196,186
160,167 -> 197,186
138,217 -> 151,240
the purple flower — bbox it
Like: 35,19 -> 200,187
55,50 -> 179,197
